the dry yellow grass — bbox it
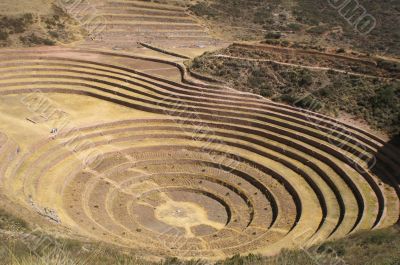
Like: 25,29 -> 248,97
0,0 -> 53,15
0,0 -> 399,262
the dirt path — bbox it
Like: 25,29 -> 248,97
211,54 -> 397,80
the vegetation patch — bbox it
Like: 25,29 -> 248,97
189,46 -> 400,136
0,4 -> 84,48
293,0 -> 400,57
0,208 -> 29,232
188,0 -> 400,57
188,0 -> 282,40
0,216 -> 399,265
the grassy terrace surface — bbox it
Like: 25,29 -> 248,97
0,0 -> 399,263
1,208 -> 399,264
73,0 -> 222,52
188,44 -> 400,136
0,47 -> 399,260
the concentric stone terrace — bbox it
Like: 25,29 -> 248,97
0,47 -> 399,259
78,0 -> 220,50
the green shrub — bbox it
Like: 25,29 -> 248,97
287,23 -> 302,31
260,85 -> 274,97
294,95 -> 323,110
0,30 -> 9,41
297,70 -> 313,86
20,33 -> 56,46
43,38 -> 56,45
48,30 -> 59,38
189,2 -> 219,18
371,84 -> 398,107
265,31 -> 282,39
0,13 -> 33,34
263,39 -> 280,45
253,7 -> 272,24
377,60 -> 400,73
336,48 -> 346,53
306,24 -> 330,35
317,86 -> 334,97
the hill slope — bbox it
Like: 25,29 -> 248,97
0,2 -> 84,48
188,0 -> 400,57
188,43 -> 400,137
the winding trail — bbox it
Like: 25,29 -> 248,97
211,54 -> 398,80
